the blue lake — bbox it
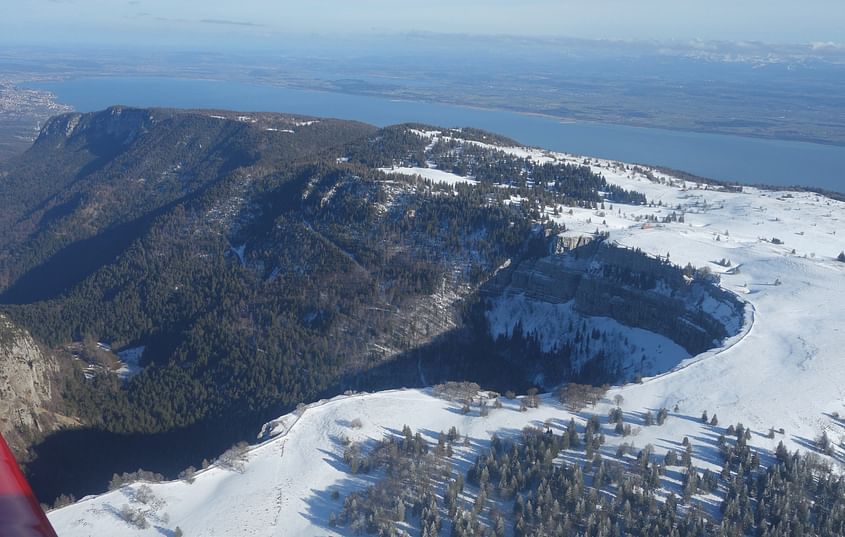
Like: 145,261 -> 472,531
31,77 -> 845,193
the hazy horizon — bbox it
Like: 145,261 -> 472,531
3,0 -> 844,50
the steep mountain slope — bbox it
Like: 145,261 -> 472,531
0,109 -> 744,506
482,240 -> 742,385
0,314 -> 75,455
47,150 -> 845,537
0,110 -> 549,501
0,107 -> 374,301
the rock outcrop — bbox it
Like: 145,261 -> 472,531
0,315 -> 72,455
482,240 -> 744,382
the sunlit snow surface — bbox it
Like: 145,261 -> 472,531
379,165 -> 479,186
486,295 -> 692,378
51,142 -> 845,536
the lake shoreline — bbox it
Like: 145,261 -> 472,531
27,75 -> 845,194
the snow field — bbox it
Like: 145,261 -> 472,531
379,166 -> 479,187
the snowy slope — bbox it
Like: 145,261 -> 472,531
379,166 -> 479,186
49,389 -> 764,537
486,295 -> 691,378
50,144 -> 845,537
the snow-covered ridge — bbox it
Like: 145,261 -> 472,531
50,136 -> 845,536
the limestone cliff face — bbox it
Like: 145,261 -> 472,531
484,240 -> 744,356
35,106 -> 159,149
0,314 -> 70,454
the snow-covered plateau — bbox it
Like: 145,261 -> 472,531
50,142 -> 845,536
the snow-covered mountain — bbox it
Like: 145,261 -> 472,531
48,142 -> 845,536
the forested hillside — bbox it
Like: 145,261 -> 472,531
0,108 -> 723,504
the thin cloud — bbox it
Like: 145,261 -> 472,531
199,19 -> 265,28
142,15 -> 265,28
154,16 -> 188,23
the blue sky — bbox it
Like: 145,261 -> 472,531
4,0 -> 844,48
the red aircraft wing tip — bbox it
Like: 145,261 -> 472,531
0,433 -> 58,537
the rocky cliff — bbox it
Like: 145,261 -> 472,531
482,240 -> 744,383
0,315 -> 72,455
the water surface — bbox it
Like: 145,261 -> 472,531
31,77 -> 845,193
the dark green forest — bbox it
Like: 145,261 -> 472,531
0,108 -> 660,502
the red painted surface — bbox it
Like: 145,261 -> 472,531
0,434 -> 58,537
